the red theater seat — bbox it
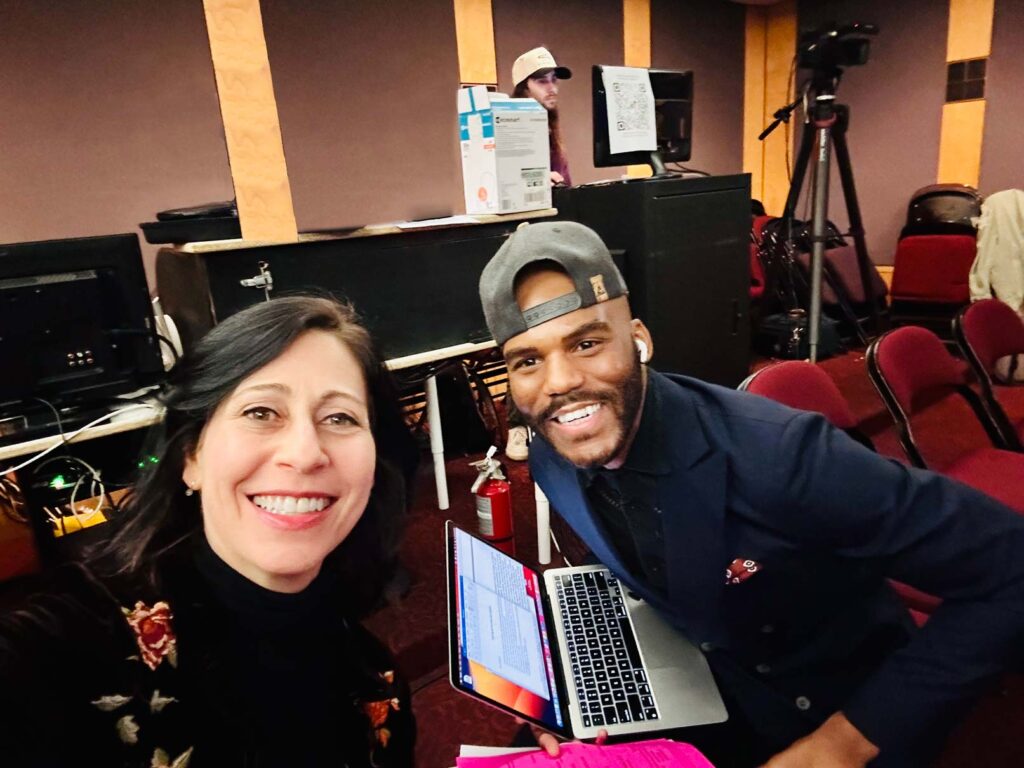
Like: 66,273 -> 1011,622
867,326 -> 1024,514
955,299 -> 1024,451
741,360 -> 857,430
749,215 -> 774,302
890,234 -> 976,304
749,242 -> 765,301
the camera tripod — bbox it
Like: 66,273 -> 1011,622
761,81 -> 884,361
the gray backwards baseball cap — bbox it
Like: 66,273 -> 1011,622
479,221 -> 628,346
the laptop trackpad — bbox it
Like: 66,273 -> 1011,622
623,593 -> 728,727
624,594 -> 704,669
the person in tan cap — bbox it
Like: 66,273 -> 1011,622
512,46 -> 573,187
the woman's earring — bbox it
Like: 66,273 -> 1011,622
184,486 -> 195,497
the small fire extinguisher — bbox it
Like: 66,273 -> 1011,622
471,446 -> 515,556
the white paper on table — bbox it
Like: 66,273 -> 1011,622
600,66 -> 657,156
395,215 -> 479,229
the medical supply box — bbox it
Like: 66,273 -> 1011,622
458,86 -> 551,215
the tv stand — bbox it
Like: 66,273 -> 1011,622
621,172 -> 681,184
649,150 -> 668,176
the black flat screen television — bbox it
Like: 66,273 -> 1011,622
0,233 -> 164,415
592,65 -> 694,176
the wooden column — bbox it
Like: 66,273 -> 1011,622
742,0 -> 796,216
623,0 -> 653,179
453,0 -> 497,85
203,0 -> 297,242
936,0 -> 995,186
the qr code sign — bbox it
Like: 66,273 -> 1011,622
612,81 -> 652,133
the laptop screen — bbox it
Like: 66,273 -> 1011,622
448,524 -> 566,732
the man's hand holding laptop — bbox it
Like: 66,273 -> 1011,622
520,720 -> 608,757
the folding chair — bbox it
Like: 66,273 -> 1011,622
954,299 -> 1024,451
890,235 -> 976,333
740,361 -> 860,435
867,326 -> 1024,513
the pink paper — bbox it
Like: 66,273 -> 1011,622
456,739 -> 715,768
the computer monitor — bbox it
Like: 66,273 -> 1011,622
592,65 -> 693,176
0,233 -> 164,417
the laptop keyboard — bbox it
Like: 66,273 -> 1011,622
555,571 -> 661,727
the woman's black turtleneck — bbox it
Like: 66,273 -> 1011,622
191,536 -> 367,767
0,535 -> 412,767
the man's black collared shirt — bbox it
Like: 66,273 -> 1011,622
579,377 -> 672,595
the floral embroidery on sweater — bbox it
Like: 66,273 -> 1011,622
362,670 -> 401,759
124,601 -> 177,671
117,714 -> 140,744
151,746 -> 193,767
86,601 -> 192,763
92,693 -> 133,712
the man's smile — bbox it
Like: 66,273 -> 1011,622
551,402 -> 602,425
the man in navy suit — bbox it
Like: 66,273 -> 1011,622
478,221 -> 1024,767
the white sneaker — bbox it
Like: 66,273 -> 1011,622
505,426 -> 529,461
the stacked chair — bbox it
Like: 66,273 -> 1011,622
749,214 -> 772,305
867,326 -> 1024,514
954,298 -> 1024,450
793,239 -> 889,332
890,184 -> 982,334
740,361 -> 940,625
752,216 -> 888,350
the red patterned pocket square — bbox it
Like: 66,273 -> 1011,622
725,558 -> 762,585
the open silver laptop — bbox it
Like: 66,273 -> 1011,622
446,521 -> 726,740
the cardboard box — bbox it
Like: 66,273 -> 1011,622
458,86 -> 551,215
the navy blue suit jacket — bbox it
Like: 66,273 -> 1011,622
530,370 -> 1024,764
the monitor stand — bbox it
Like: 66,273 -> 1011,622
620,152 -> 681,183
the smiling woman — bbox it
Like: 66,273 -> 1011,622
0,296 -> 418,767
182,330 -> 379,593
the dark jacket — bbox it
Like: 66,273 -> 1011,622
0,541 -> 414,767
530,370 -> 1024,765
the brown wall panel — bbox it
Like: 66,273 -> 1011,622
492,0 -> 625,184
651,0 -> 745,176
797,1 -> 948,265
0,1 -> 233,285
262,0 -> 461,230
980,0 -> 1024,195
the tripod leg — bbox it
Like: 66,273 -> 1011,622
783,119 -> 815,224
822,257 -> 870,346
832,107 -> 883,335
772,118 -> 814,316
808,125 -> 832,362
789,245 -> 868,348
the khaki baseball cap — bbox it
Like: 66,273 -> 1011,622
512,47 -> 572,87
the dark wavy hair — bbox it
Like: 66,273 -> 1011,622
92,295 -> 416,615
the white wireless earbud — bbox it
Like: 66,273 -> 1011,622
635,339 -> 649,364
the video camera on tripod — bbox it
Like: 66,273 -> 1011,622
757,21 -> 884,362
797,22 -> 878,74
